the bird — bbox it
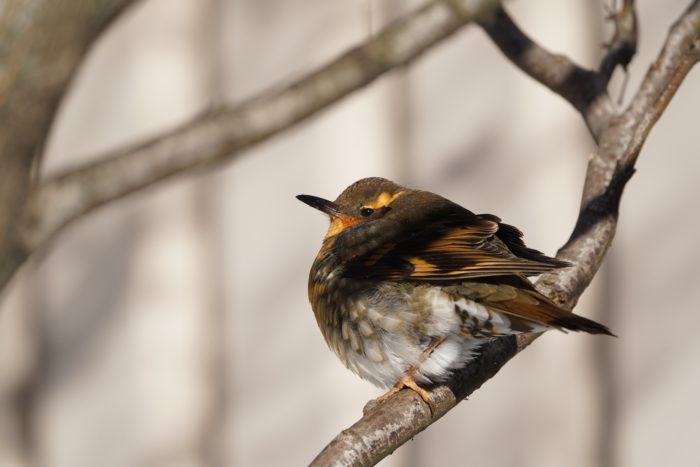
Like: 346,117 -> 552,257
297,177 -> 612,407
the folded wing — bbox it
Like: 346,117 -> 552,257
350,213 -> 568,281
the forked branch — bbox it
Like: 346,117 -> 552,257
311,1 -> 700,465
6,0 -> 504,294
478,2 -> 638,140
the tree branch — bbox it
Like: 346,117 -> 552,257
478,1 -> 640,140
0,0 -> 137,292
599,0 -> 638,83
478,7 -> 612,137
311,1 -> 700,465
4,0 -> 504,294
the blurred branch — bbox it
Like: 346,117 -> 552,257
311,1 -> 700,465
599,0 -> 638,83
2,0 -> 503,295
479,2 -> 639,140
0,0 -> 137,292
479,7 -> 613,138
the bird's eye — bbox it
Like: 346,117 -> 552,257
360,207 -> 375,217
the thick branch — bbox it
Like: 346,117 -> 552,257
541,0 -> 700,306
10,0 -> 503,293
0,0 -> 137,291
312,2 -> 700,465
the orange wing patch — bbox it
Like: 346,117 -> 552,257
406,256 -> 440,276
401,223 -> 563,280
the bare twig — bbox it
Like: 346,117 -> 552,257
311,2 -> 700,465
478,7 -> 612,137
599,0 -> 639,83
547,0 -> 700,306
479,2 -> 640,140
4,0 -> 504,295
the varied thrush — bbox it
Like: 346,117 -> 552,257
297,177 -> 612,405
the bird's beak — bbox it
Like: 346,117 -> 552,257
296,194 -> 342,217
297,194 -> 362,239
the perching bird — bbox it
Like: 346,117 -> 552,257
297,177 -> 612,405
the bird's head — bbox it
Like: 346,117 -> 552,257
296,177 -> 410,240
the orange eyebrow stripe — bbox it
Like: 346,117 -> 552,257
364,191 -> 404,209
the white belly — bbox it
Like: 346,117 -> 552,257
331,285 -> 491,388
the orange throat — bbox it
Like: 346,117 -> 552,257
325,215 -> 361,239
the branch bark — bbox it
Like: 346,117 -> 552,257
311,1 -> 700,465
598,0 -> 638,83
3,0 -> 503,294
478,4 -> 639,140
0,0 -> 137,292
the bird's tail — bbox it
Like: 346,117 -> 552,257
550,313 -> 616,336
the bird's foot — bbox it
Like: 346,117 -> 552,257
375,374 -> 436,415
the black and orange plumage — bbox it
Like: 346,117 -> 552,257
298,177 -> 612,404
